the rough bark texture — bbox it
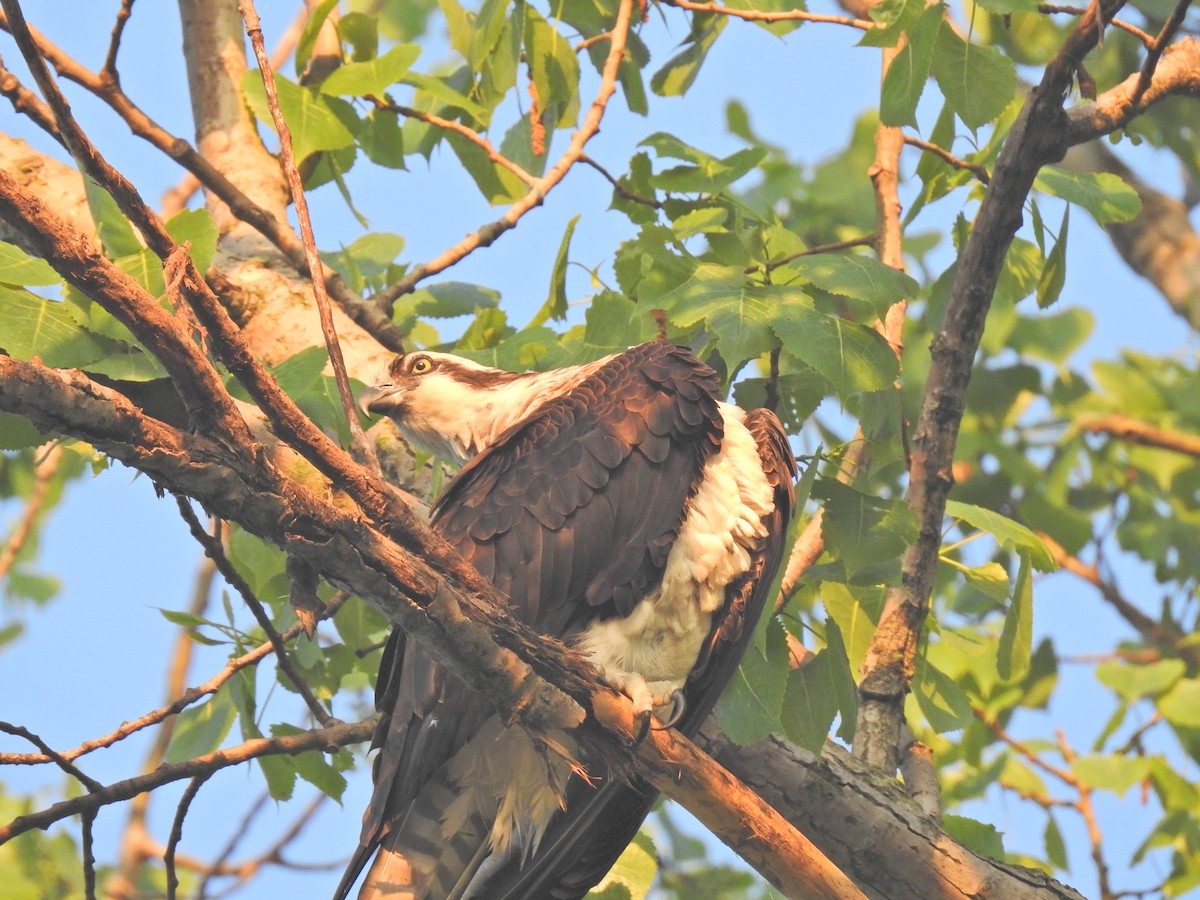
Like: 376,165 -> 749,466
700,725 -> 1087,900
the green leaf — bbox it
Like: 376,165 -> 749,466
360,108 -> 407,168
879,4 -> 941,127
650,16 -> 726,97
1044,815 -> 1068,869
1034,168 -> 1141,225
271,724 -> 348,800
531,215 -> 578,326
164,690 -> 237,764
820,582 -> 878,673
0,412 -> 44,450
165,209 -> 218,275
944,500 -> 1056,571
0,287 -> 107,367
782,621 -> 856,751
1036,204 -> 1068,309
930,27 -> 1016,130
588,831 -> 656,899
1096,658 -> 1185,702
773,306 -> 899,397
914,653 -> 974,732
0,241 -> 60,286
83,177 -> 142,259
242,71 -> 357,160
524,7 -> 581,127
1009,307 -> 1093,361
942,558 -> 1010,601
817,480 -> 918,580
860,0 -> 927,47
997,554 -> 1033,681
1159,677 -> 1200,728
788,253 -> 918,309
320,43 -> 422,96
716,619 -> 789,743
1073,754 -> 1152,795
942,815 -> 1005,858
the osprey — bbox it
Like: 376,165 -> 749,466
338,341 -> 794,900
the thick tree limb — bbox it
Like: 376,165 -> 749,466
700,725 -> 1087,900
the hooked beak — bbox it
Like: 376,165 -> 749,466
358,383 -> 402,419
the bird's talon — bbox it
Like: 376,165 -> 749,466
651,689 -> 686,731
633,708 -> 653,744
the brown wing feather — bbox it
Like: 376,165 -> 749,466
479,406 -> 796,900
341,343 -> 726,897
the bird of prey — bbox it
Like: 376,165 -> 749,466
338,340 -> 795,900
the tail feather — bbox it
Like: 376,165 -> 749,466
356,775 -> 495,900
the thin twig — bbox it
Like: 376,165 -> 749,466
660,0 -> 874,30
239,0 -> 377,475
174,497 -> 336,727
82,810 -> 97,900
1037,4 -> 1154,45
165,773 -> 213,900
579,153 -> 664,208
903,135 -> 990,184
101,0 -> 136,82
0,721 -> 103,791
1038,531 -> 1199,667
1056,730 -> 1115,900
373,96 -> 539,187
0,720 -> 375,843
1133,0 -> 1193,104
0,54 -> 61,141
0,594 -> 347,766
0,444 -> 61,581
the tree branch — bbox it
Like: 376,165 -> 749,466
854,0 -> 1130,770
1077,412 -> 1200,458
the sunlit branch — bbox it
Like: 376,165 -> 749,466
0,7 -> 407,352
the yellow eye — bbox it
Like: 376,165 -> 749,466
409,355 -> 434,375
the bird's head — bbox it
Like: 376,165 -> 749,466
360,351 -> 527,464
